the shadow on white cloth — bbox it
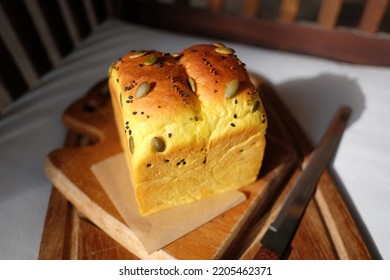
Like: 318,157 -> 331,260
276,73 -> 365,145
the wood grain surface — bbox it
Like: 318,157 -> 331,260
39,75 -> 372,260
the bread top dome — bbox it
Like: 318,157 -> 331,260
108,43 -> 267,166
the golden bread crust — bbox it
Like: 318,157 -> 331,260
108,43 -> 267,215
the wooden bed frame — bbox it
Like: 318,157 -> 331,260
1,0 -> 389,107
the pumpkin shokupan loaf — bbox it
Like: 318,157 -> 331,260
108,43 -> 267,215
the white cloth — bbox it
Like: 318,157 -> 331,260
1,20 -> 389,259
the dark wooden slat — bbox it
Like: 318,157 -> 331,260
104,0 -> 118,18
57,0 -> 80,45
90,0 -> 108,24
67,0 -> 92,38
82,0 -> 98,29
154,5 -> 390,66
0,79 -> 11,111
208,0 -> 224,12
242,0 -> 261,17
25,0 -> 62,65
0,0 -> 52,76
278,0 -> 300,22
317,0 -> 342,28
0,37 -> 28,100
37,0 -> 73,57
358,0 -> 389,33
57,0 -> 91,46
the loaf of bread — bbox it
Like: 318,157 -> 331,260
108,43 -> 267,215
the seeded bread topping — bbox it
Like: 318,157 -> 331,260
108,43 -> 267,215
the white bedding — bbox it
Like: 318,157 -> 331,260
0,20 -> 389,259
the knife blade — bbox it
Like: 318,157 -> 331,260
253,106 -> 351,259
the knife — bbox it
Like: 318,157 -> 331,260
252,106 -> 351,259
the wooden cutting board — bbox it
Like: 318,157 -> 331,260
39,74 -> 372,260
